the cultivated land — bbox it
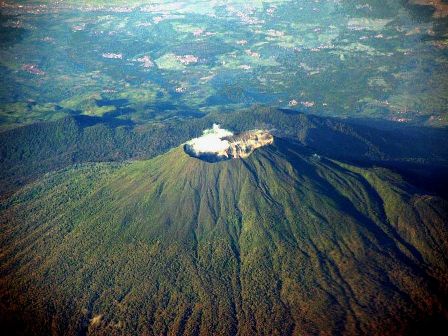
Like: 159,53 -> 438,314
1,0 -> 448,129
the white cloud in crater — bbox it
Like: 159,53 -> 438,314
185,124 -> 233,157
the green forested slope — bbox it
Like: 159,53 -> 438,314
1,138 -> 447,335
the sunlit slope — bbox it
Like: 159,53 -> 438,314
1,139 -> 447,335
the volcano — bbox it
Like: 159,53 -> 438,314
1,137 -> 447,335
183,124 -> 274,162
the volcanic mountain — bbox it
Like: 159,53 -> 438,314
184,125 -> 274,161
1,137 -> 447,335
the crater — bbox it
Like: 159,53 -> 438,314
184,124 -> 273,162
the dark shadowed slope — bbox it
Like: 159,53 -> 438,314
1,138 -> 448,335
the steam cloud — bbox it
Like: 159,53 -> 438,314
185,124 -> 233,157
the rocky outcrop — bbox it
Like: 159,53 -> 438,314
410,0 -> 448,18
184,128 -> 273,162
219,130 -> 274,159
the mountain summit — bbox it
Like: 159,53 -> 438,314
184,124 -> 273,161
1,137 -> 447,335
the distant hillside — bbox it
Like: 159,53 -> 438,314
1,138 -> 447,335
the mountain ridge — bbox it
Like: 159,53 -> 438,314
1,109 -> 448,197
